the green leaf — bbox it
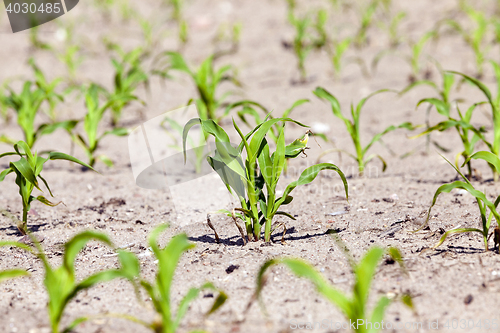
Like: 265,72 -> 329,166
274,163 -> 348,215
353,247 -> 384,309
48,152 -> 97,172
417,98 -> 450,117
369,296 -> 391,333
63,231 -> 114,274
363,122 -> 416,155
11,159 -> 41,191
418,181 -> 500,232
35,195 -> 61,207
37,120 -> 78,137
434,228 -> 484,249
465,151 -> 500,174
257,258 -> 351,316
0,269 -> 29,284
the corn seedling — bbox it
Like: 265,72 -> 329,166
329,37 -> 353,79
183,117 -> 348,243
256,240 -> 412,333
29,26 -> 51,51
447,67 -> 500,181
1,81 -> 77,148
314,87 -> 415,176
353,0 -> 380,48
57,45 -> 84,84
417,153 -> 500,251
440,4 -> 489,78
108,47 -> 148,127
120,224 -> 227,332
285,1 -> 327,81
403,69 -> 486,178
73,84 -> 129,167
155,52 -> 236,121
213,22 -> 242,59
0,141 -> 95,234
381,11 -> 406,47
0,231 -> 140,333
372,30 -> 436,81
29,59 -> 65,122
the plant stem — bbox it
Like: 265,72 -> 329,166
20,206 -> 28,235
264,218 -> 272,242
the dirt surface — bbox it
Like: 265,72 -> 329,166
1,0 -> 500,332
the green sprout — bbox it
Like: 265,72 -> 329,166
183,117 -> 348,243
120,224 -> 227,333
213,22 -> 242,58
353,0 -> 380,48
29,59 -> 65,122
155,52 -> 236,121
403,68 -> 486,178
1,81 -> 77,148
314,87 -> 415,176
446,67 -> 500,181
257,240 -> 412,333
0,141 -> 95,235
57,45 -> 84,84
29,26 -> 52,51
378,11 -> 406,47
0,231 -> 140,333
329,37 -> 353,79
285,1 -> 327,81
72,84 -> 129,167
372,30 -> 436,81
417,153 -> 500,251
441,4 -> 489,78
108,47 -> 148,127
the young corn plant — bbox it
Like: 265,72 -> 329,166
416,153 -> 500,251
353,0 -> 380,48
29,59 -> 65,122
183,117 -> 348,243
120,224 -> 227,333
0,141 -> 95,235
73,84 -> 129,167
0,231 -> 140,333
285,2 -> 327,82
213,22 -> 242,59
155,52 -> 236,121
404,69 -> 487,178
56,45 -> 84,85
256,240 -> 412,333
447,67 -> 500,181
440,4 -> 489,78
1,81 -> 77,148
224,98 -> 311,145
372,30 -> 436,81
377,11 -> 406,47
224,99 -> 319,175
314,87 -> 415,176
108,47 -> 149,127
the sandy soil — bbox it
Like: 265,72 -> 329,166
1,0 -> 500,332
